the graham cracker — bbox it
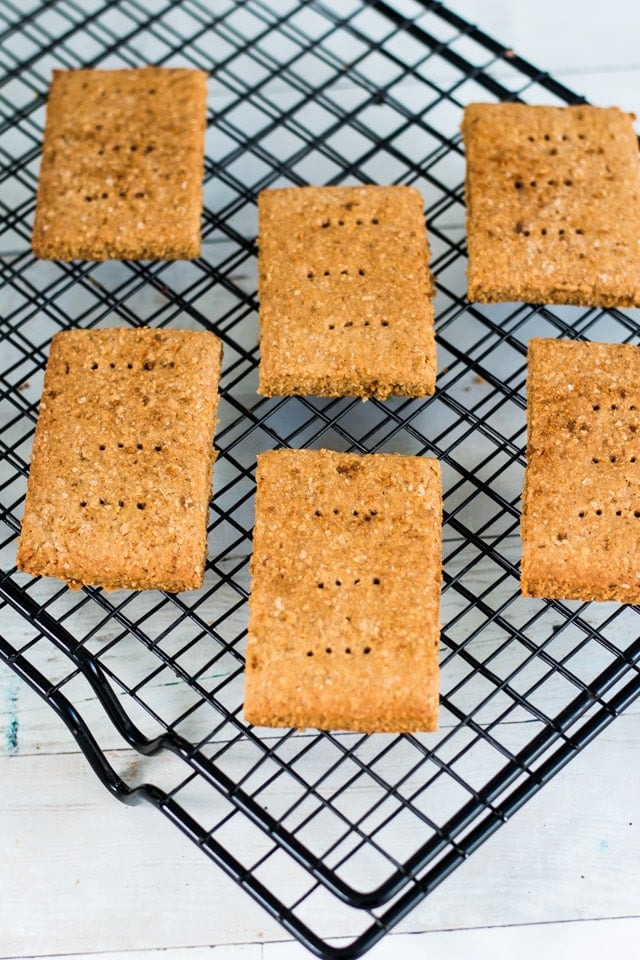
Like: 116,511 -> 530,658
244,448 -> 442,732
32,67 -> 207,260
462,103 -> 640,307
257,185 -> 436,400
17,328 -> 222,592
522,338 -> 640,602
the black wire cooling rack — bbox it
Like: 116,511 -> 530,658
2,1 -> 640,957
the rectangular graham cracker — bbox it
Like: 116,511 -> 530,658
244,449 -> 442,732
257,185 -> 436,400
17,328 -> 222,592
522,338 -> 640,603
462,103 -> 640,307
32,67 -> 207,260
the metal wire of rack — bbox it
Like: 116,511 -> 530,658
2,1 -> 640,957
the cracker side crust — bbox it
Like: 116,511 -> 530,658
17,328 -> 222,591
522,338 -> 640,602
258,185 -> 436,400
32,67 -> 207,260
462,103 -> 640,307
244,448 -> 442,732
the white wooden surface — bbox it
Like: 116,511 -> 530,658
3,2 -> 640,959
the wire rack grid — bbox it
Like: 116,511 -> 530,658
2,1 -> 640,957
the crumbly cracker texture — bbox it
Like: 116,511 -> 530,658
522,338 -> 640,602
32,67 -> 207,260
244,448 -> 442,732
17,328 -> 222,592
462,103 -> 640,307
257,185 -> 436,399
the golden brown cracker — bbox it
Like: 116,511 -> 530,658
32,67 -> 207,260
17,328 -> 222,592
244,448 -> 442,732
522,338 -> 640,602
462,103 -> 640,306
257,185 -> 436,400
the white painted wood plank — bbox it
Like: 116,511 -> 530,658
392,712 -> 640,935
2,949 -> 261,960
552,68 -> 640,122
266,915 -> 640,960
1,711 -> 639,957
445,0 -> 640,73
0,749 -> 286,958
6,915 -> 639,960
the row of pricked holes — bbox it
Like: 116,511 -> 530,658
591,455 -> 637,464
90,361 -> 175,370
96,442 -> 164,452
321,218 -> 379,228
327,320 -> 389,330
307,268 -> 366,278
307,645 -> 373,657
527,133 -> 587,142
317,577 -> 381,588
592,402 -> 638,412
313,508 -> 379,518
514,177 -> 574,188
79,499 -> 146,509
517,227 -> 585,237
577,507 -> 640,518
526,131 -> 618,143
94,142 -> 156,155
85,189 -> 146,202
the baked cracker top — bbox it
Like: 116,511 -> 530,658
32,67 -> 207,261
17,327 -> 221,592
462,103 -> 640,307
258,185 -> 436,400
244,448 -> 442,732
522,337 -> 640,602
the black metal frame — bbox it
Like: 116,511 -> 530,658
2,2 -> 640,957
